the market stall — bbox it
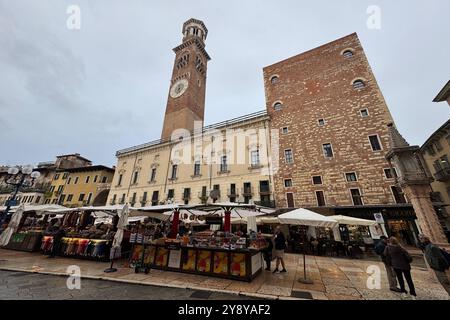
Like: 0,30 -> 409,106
1,204 -> 72,252
41,205 -> 126,261
128,203 -> 268,281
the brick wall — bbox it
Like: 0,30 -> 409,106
263,33 -> 399,208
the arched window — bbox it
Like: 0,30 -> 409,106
353,80 -> 366,89
270,75 -> 279,84
343,50 -> 354,58
273,102 -> 283,111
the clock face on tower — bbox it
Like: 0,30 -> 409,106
170,79 -> 189,98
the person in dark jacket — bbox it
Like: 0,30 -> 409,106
383,236 -> 416,297
262,236 -> 274,271
374,236 -> 401,292
419,235 -> 450,295
49,222 -> 65,258
273,226 -> 287,273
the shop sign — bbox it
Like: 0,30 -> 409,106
373,212 -> 384,224
168,249 -> 181,268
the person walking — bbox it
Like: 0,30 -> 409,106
262,236 -> 274,271
384,236 -> 416,297
374,236 -> 401,292
419,235 -> 450,295
49,222 -> 65,258
273,226 -> 287,274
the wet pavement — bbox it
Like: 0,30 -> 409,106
0,249 -> 448,300
0,270 -> 254,300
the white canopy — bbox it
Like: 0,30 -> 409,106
328,215 -> 377,226
278,208 -> 338,228
0,204 -> 25,246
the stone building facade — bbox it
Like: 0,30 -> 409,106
108,20 -> 420,244
419,81 -> 450,239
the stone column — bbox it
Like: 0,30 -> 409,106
402,184 -> 448,245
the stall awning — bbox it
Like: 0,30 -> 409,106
327,215 -> 377,226
278,208 -> 338,228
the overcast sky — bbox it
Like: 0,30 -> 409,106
0,0 -> 449,167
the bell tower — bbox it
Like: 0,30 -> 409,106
161,18 -> 210,140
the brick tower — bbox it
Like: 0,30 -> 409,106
161,18 -> 210,140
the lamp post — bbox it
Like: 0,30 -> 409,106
0,165 -> 40,226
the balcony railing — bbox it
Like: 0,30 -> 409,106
183,191 -> 191,200
227,188 -> 238,196
435,167 -> 450,182
109,199 -> 116,205
254,200 -> 276,208
96,183 -> 111,192
210,190 -> 220,199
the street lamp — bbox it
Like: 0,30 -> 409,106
0,165 -> 41,226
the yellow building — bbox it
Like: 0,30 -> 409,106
47,165 -> 115,207
108,112 -> 275,207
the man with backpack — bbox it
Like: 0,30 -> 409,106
419,235 -> 450,295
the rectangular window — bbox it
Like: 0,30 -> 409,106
112,194 -> 117,204
312,176 -> 322,185
345,172 -> 358,182
62,172 -> 69,179
78,193 -> 85,202
142,192 -> 147,204
284,149 -> 294,164
118,174 -> 123,186
35,196 -> 41,203
369,135 -> 382,151
86,193 -> 93,204
150,168 -> 157,181
201,186 -> 207,197
384,168 -> 398,179
251,150 -> 260,166
284,179 -> 293,188
94,175 -> 98,183
168,189 -> 175,199
350,189 -> 363,206
171,165 -> 178,180
120,193 -> 126,204
220,156 -> 228,172
286,193 -> 295,208
318,119 -> 325,126
85,176 -> 90,184
101,176 -> 107,183
151,191 -> 159,206
133,171 -> 139,184
183,188 -> 191,198
57,185 -> 64,193
194,161 -> 201,176
322,143 -> 334,158
315,191 -> 326,207
360,109 -> 369,117
391,186 -> 407,204
74,177 -> 79,184
67,194 -> 73,202
54,174 -> 60,180
282,127 -> 289,134
49,186 -> 55,192
131,193 -> 136,204
67,177 -> 71,185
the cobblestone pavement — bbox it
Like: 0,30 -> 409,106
0,249 -> 448,300
0,270 -> 254,300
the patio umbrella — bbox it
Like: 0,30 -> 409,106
278,208 -> 338,284
105,204 -> 129,273
0,204 -> 25,247
278,208 -> 338,228
327,215 -> 377,226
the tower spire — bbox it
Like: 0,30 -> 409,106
387,123 -> 410,149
